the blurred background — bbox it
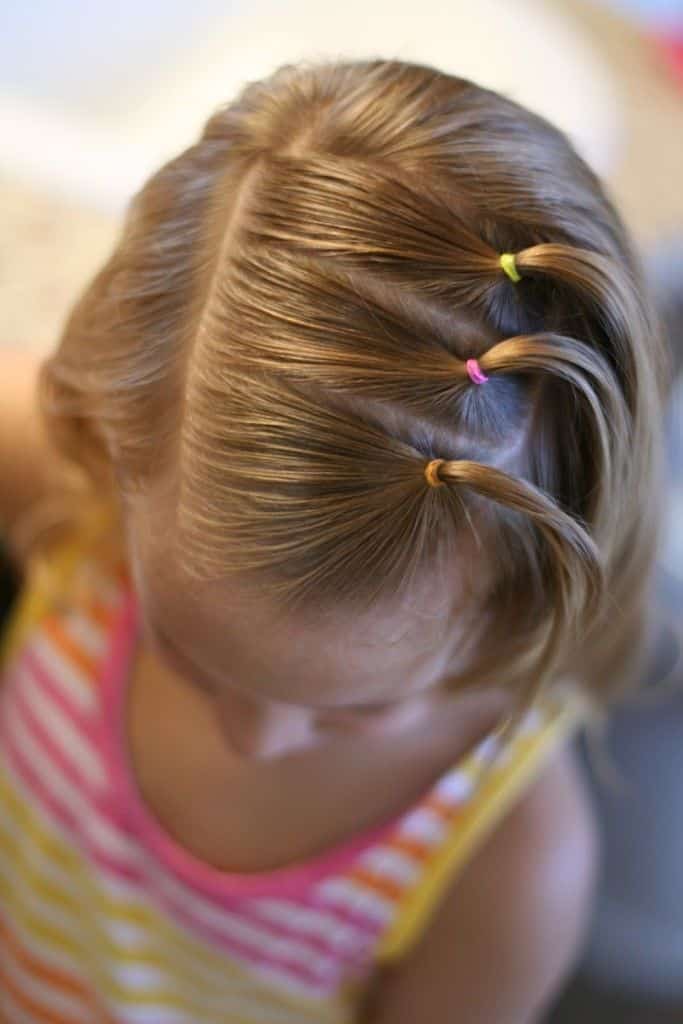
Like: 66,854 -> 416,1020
1,1 -> 682,1020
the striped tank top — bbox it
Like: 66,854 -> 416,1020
0,530 -> 588,1023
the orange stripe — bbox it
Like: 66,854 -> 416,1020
0,922 -> 118,1024
348,868 -> 404,902
88,598 -> 116,630
42,615 -> 98,681
114,561 -> 130,586
422,795 -> 463,821
0,960 -> 85,1024
1,919 -> 86,999
385,835 -> 432,863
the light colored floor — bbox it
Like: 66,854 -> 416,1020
1,0 -> 682,358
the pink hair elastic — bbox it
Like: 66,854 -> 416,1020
466,358 -> 489,385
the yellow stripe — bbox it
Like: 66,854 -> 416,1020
0,538 -> 85,671
0,844 -> 326,1023
0,772 -> 349,1022
375,689 -> 588,962
0,815 -> 234,999
0,506 -> 118,672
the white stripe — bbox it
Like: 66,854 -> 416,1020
0,847 -> 220,1002
29,633 -> 96,711
105,953 -> 318,1023
0,790 -> 184,976
358,846 -> 419,886
95,1004 -> 243,1024
472,734 -> 501,762
1,905 -> 90,992
148,869 -> 342,983
1,757 -> 356,1021
516,706 -> 545,736
105,960 -> 304,1021
253,900 -> 361,954
61,610 -> 107,658
0,842 -> 97,957
2,696 -> 379,987
5,586 -> 411,983
97,918 -> 234,990
2,718 -> 345,991
488,743 -> 516,768
0,936 -> 90,1022
138,854 -> 369,974
0,778 -> 363,1019
433,769 -> 474,803
0,853 -> 308,1024
14,664 -> 105,785
97,1007 -> 193,1024
3,696 -> 138,862
0,985 -> 43,1024
317,878 -> 393,924
242,961 -> 332,1002
399,807 -> 446,844
6,660 -> 357,977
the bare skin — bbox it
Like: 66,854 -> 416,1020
122,516 -> 598,1024
124,485 -> 514,871
126,640 -> 513,871
1,352 -> 599,1021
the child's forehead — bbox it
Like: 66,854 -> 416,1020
131,539 -> 484,709
125,475 -> 492,705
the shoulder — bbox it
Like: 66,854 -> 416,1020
363,739 -> 600,1024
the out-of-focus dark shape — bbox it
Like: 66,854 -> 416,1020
547,236 -> 683,1021
0,538 -> 19,626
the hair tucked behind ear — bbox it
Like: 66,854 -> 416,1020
38,58 -> 674,736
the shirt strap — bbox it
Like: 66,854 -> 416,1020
375,685 -> 590,964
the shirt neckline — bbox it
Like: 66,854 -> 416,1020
98,583 -> 452,901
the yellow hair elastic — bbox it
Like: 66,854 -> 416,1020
499,252 -> 521,283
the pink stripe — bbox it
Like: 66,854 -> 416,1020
96,589 -> 408,902
0,707 -> 139,879
0,570 -> 394,983
94,588 -> 397,944
235,896 -> 377,967
10,674 -> 100,798
22,646 -> 95,729
0,736 -> 370,992
1,700 -> 378,973
94,775 -> 382,963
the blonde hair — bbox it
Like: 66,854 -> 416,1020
35,58 -> 675,749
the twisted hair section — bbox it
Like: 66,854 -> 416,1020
37,58 -> 671,722
420,454 -> 607,740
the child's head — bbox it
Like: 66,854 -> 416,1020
125,494 -> 511,757
40,58 -> 672,741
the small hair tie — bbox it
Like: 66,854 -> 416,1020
466,358 -> 489,385
424,458 -> 446,488
499,252 -> 521,283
